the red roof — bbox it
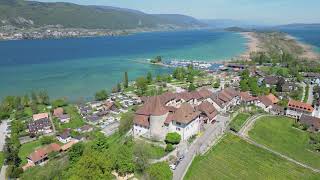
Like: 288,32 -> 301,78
240,92 -> 258,102
134,115 -> 150,128
198,88 -> 212,99
266,93 -> 279,104
288,100 -> 314,113
136,96 -> 168,116
53,108 -> 64,117
33,113 -> 49,121
173,103 -> 201,124
28,143 -> 61,163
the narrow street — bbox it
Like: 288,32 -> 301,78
307,84 -> 314,104
173,115 -> 229,180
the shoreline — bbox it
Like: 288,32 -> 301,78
285,34 -> 320,60
238,32 -> 261,60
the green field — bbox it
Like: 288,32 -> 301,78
19,140 -> 42,165
185,133 -> 320,180
0,151 -> 4,167
249,116 -> 320,169
55,105 -> 85,131
230,113 -> 250,132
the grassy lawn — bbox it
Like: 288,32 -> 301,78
185,133 -> 320,180
19,140 -> 42,165
147,144 -> 166,159
59,105 -> 85,130
229,113 -> 250,132
249,116 -> 320,169
0,151 -> 4,167
304,84 -> 309,102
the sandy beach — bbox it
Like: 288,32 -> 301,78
238,32 -> 261,60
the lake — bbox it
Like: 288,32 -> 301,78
0,30 -> 247,100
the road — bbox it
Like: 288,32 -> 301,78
307,84 -> 314,104
173,115 -> 229,180
300,82 -> 306,102
0,120 -> 9,151
0,120 -> 9,180
237,115 -> 320,174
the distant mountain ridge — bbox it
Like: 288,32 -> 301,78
274,23 -> 320,29
0,0 -> 205,30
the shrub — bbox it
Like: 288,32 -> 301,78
165,133 -> 181,145
165,144 -> 174,152
145,162 -> 172,180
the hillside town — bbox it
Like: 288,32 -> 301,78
1,52 -> 320,179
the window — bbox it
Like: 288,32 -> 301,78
176,127 -> 181,131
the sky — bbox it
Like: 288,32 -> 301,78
38,0 -> 320,25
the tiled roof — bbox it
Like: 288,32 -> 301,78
33,113 -> 49,121
197,101 -> 218,120
288,100 -> 314,113
266,93 -> 279,104
258,96 -> 273,107
198,88 -> 212,99
240,91 -> 258,102
28,143 -> 61,163
300,114 -> 320,131
173,103 -> 201,124
136,96 -> 168,116
53,108 -> 64,117
134,115 -> 150,128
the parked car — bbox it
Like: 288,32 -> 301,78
169,164 -> 177,170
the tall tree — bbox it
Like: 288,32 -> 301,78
146,72 -> 153,84
124,72 -> 129,88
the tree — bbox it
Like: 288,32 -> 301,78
94,90 -> 108,101
65,151 -> 113,179
135,77 -> 148,96
119,111 -> 134,135
52,98 -> 68,108
173,67 -> 186,81
151,56 -> 162,63
134,141 -> 151,173
213,80 -> 220,89
22,94 -> 30,107
113,144 -> 135,176
68,143 -> 85,164
188,83 -> 196,92
39,90 -> 50,105
239,80 -> 249,92
91,134 -> 109,152
145,162 -> 172,180
6,165 -> 23,178
187,74 -> 194,83
31,91 -> 38,104
40,136 -> 55,145
124,71 -> 129,88
147,72 -> 153,84
165,133 -> 181,145
165,144 -> 174,152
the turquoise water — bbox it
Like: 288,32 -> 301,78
280,28 -> 320,53
0,30 -> 247,100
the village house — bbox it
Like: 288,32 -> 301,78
57,129 -> 72,144
28,113 -> 53,135
239,91 -> 258,105
208,88 -> 240,113
286,100 -> 314,119
77,125 -> 93,133
299,114 -> 320,133
27,143 -> 61,166
256,93 -> 279,112
263,76 -> 285,88
53,107 -> 64,117
134,89 -> 217,141
58,114 -> 71,123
